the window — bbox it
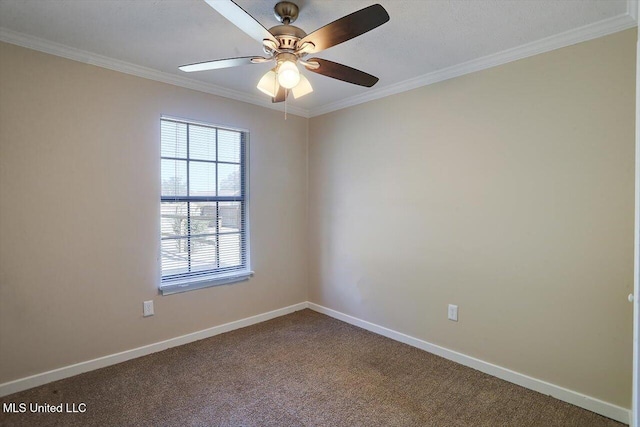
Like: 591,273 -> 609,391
160,117 -> 251,295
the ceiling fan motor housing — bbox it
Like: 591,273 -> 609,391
268,24 -> 307,51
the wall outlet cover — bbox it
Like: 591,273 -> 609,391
143,300 -> 154,317
448,304 -> 458,322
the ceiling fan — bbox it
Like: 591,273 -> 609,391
179,0 -> 390,103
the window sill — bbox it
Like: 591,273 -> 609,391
160,270 -> 254,296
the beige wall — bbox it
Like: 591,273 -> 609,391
0,28 -> 636,410
308,29 -> 636,408
0,42 -> 308,383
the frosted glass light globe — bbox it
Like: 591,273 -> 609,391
277,61 -> 300,89
257,70 -> 277,97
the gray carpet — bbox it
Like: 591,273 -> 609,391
0,309 -> 625,426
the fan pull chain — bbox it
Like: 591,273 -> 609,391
284,90 -> 288,120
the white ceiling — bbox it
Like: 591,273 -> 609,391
0,0 -> 636,117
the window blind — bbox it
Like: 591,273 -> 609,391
160,117 -> 251,294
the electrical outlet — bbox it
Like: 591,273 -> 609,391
143,300 -> 154,317
448,304 -> 458,322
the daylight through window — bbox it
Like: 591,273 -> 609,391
160,117 -> 250,294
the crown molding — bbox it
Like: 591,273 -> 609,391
0,27 -> 310,118
1,7 -> 636,121
309,11 -> 638,117
629,0 -> 639,23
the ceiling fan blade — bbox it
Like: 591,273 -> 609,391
272,85 -> 288,103
304,58 -> 379,87
179,56 -> 264,72
297,4 -> 389,54
204,0 -> 278,45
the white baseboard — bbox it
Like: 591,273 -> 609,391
1,300 -> 631,425
0,302 -> 308,398
307,302 -> 631,425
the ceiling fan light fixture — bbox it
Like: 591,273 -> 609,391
257,70 -> 278,97
277,60 -> 300,89
182,1 -> 389,104
291,73 -> 313,99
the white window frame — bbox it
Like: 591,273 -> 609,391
159,116 -> 252,295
